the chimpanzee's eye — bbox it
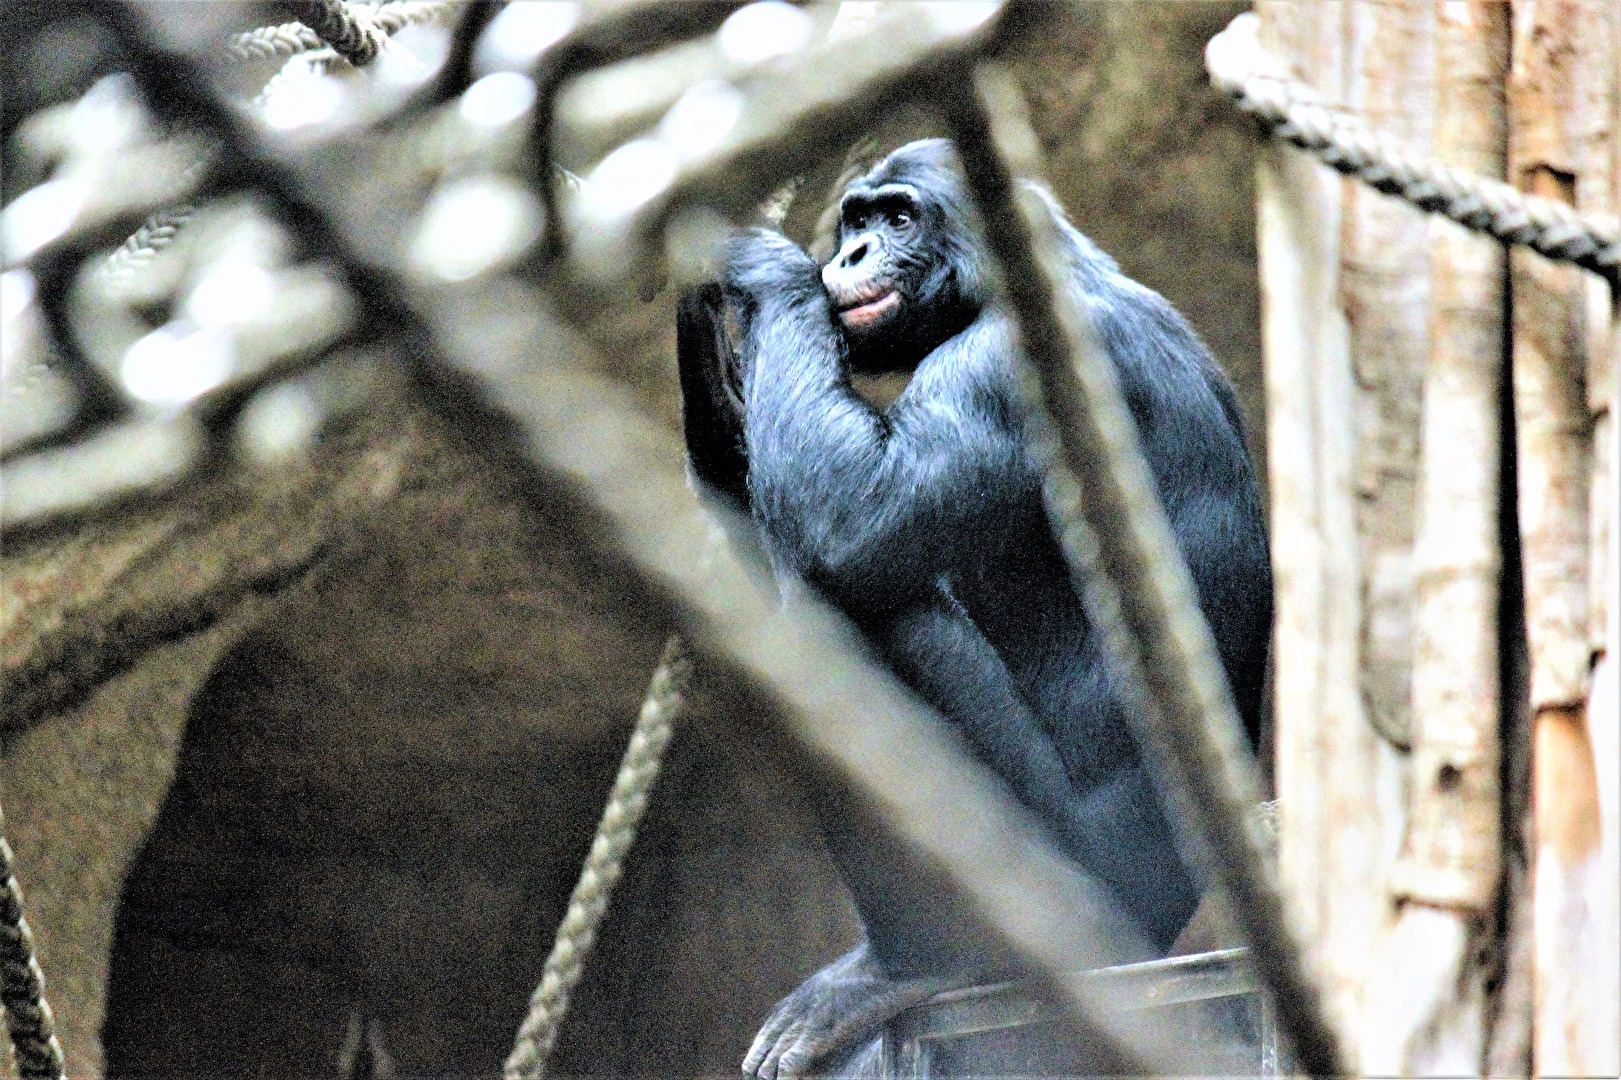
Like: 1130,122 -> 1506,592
892,211 -> 912,227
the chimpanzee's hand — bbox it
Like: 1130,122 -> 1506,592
722,229 -> 823,305
742,944 -> 948,1079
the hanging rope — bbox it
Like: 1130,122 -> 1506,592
1205,12 -> 1619,287
503,637 -> 693,1080
0,807 -> 64,1080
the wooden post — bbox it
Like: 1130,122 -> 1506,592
1597,6 -> 1621,1068
1253,3 -> 1403,1068
1362,2 -> 1510,1074
1590,153 -> 1621,1068
1340,0 -> 1435,760
1506,1 -> 1619,1075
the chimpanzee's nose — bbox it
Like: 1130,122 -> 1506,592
838,237 -> 871,269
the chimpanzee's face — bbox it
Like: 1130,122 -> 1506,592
818,140 -> 986,374
821,183 -> 923,340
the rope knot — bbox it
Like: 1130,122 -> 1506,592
287,0 -> 387,66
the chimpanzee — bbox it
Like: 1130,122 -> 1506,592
676,139 -> 1272,1079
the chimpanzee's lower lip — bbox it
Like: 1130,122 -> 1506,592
838,290 -> 899,328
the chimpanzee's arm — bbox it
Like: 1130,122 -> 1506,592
725,233 -> 1030,598
676,283 -> 751,510
1063,247 -> 1275,749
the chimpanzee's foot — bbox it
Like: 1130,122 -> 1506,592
742,944 -> 946,1079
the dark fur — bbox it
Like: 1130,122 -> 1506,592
678,139 -> 1272,1076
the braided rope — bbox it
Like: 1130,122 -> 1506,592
503,637 -> 693,1080
101,204 -> 197,281
228,19 -> 324,62
228,1 -> 456,65
0,808 -> 64,1080
283,0 -> 389,66
1206,12 -> 1619,285
356,0 -> 459,39
120,2 -> 453,274
251,49 -> 339,109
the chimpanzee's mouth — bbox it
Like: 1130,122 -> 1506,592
837,290 -> 900,329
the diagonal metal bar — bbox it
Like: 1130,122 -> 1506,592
936,64 -> 1346,1078
88,4 -> 1209,1072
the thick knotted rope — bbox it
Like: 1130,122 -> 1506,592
229,1 -> 456,66
282,0 -> 388,66
229,18 -> 335,63
1206,12 -> 1620,286
503,637 -> 694,1080
0,808 -> 64,1080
